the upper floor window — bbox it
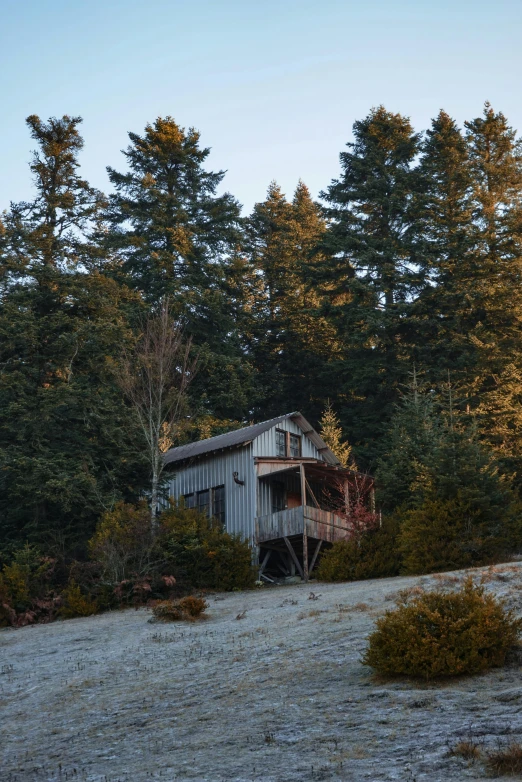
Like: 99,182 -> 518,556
289,433 -> 301,458
275,429 -> 286,457
275,428 -> 302,458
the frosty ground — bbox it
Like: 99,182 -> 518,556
2,564 -> 522,782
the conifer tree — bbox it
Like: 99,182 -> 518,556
245,181 -> 333,419
319,401 -> 354,468
462,104 -> 522,476
319,107 -> 422,464
0,116 -> 147,556
411,111 -> 476,380
105,117 -> 252,420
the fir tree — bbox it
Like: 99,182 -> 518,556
410,110 -> 476,381
462,104 -> 522,477
319,107 -> 422,465
105,117 -> 253,420
319,401 -> 354,468
0,116 -> 147,556
245,181 -> 332,419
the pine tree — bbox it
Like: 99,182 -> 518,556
105,117 -> 252,420
0,116 -> 147,556
319,107 -> 422,465
319,401 -> 354,468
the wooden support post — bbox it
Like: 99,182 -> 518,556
283,536 -> 304,579
300,462 -> 307,509
303,528 -> 309,582
309,540 -> 323,576
300,462 -> 309,581
258,550 -> 271,578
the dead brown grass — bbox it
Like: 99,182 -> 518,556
449,740 -> 481,761
485,743 -> 522,776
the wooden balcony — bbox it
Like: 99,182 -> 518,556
255,505 -> 354,545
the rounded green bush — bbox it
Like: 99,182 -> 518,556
363,577 -> 521,679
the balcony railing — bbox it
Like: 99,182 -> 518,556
255,505 -> 354,544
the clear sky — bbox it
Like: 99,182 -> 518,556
1,0 -> 521,214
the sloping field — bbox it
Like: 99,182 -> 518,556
2,564 -> 522,782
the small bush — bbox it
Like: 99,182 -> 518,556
59,581 -> 98,619
158,502 -> 256,591
88,501 -> 154,584
399,495 -> 522,575
152,596 -> 208,622
178,595 -> 207,617
363,577 -> 521,679
317,515 -> 400,582
0,545 -> 58,626
486,744 -> 522,776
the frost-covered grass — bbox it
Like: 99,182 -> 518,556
2,563 -> 522,781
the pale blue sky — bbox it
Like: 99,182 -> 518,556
1,0 -> 521,213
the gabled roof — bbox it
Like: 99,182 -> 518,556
163,412 -> 340,467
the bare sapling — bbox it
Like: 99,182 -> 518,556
117,298 -> 196,529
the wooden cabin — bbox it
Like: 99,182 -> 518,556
163,412 -> 373,581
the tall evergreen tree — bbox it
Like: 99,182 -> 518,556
0,116 -> 146,557
319,107 -> 422,464
411,110 -> 476,380
245,181 -> 333,419
462,104 -> 522,475
105,117 -> 253,420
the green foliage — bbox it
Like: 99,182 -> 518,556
88,501 -> 155,584
399,494 -> 522,575
88,500 -> 256,594
319,106 -> 422,464
244,180 -> 333,421
0,545 -> 58,626
159,502 -> 256,591
59,580 -> 98,618
363,578 -> 521,679
0,115 -> 148,556
316,516 -> 400,582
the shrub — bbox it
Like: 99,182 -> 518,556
59,581 -> 98,619
363,577 -> 521,679
316,515 -> 400,583
0,545 -> 58,626
158,502 -> 256,591
178,595 -> 207,617
88,501 -> 154,584
152,596 -> 208,622
398,496 -> 522,575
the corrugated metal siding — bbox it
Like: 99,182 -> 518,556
252,418 -> 324,460
166,444 -> 257,543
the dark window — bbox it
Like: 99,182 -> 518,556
271,481 -> 286,513
183,493 -> 195,509
289,433 -> 301,458
197,489 -> 210,516
275,429 -> 287,457
212,485 -> 226,527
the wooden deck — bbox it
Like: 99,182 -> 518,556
255,505 -> 354,545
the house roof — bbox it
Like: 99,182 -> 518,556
163,412 -> 341,467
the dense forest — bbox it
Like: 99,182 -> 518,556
2,103 -> 522,569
